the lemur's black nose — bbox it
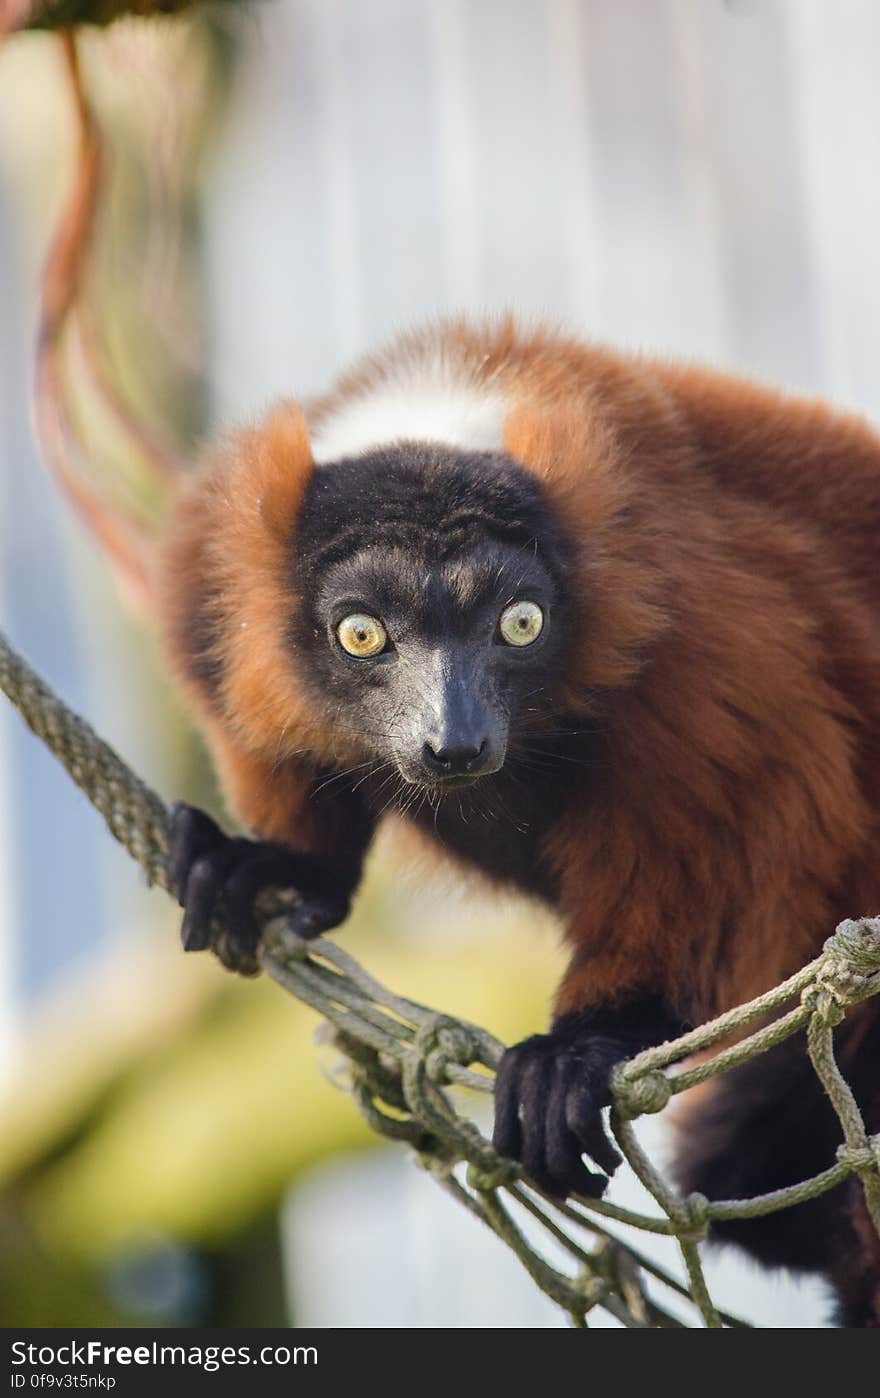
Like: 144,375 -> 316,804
422,738 -> 488,777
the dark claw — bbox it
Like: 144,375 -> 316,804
544,1058 -> 609,1198
167,803 -> 223,905
166,801 -> 350,972
519,1052 -> 555,1188
565,1075 -> 623,1176
492,1037 -> 535,1161
544,1057 -> 578,1189
223,848 -> 296,950
180,852 -> 228,952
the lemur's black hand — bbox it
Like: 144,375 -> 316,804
167,803 -> 350,972
492,998 -> 681,1199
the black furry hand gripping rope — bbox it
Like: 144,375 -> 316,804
492,998 -> 685,1198
168,803 -> 353,956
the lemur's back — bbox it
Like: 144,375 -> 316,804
655,358 -> 880,612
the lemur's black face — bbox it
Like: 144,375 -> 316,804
292,443 -> 571,790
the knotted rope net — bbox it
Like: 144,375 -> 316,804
2,625 -> 879,1329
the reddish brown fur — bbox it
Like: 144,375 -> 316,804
154,319 -> 880,1319
157,321 -> 880,1024
156,401 -> 371,777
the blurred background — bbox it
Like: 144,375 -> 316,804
1,0 -> 878,1328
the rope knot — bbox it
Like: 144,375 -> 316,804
801,983 -> 846,1028
416,1147 -> 458,1177
573,1270 -> 607,1311
414,1015 -> 480,1083
676,1192 -> 710,1245
466,1159 -> 520,1192
612,1068 -> 672,1119
818,918 -> 880,1003
836,1139 -> 880,1179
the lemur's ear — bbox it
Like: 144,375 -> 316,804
154,399 -> 321,761
503,397 -> 670,693
245,401 -> 315,541
503,398 -> 622,526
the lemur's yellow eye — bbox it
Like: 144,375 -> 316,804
337,613 -> 387,657
499,600 -> 544,647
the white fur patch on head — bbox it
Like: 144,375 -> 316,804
310,364 -> 508,464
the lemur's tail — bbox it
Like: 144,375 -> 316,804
32,31 -> 195,615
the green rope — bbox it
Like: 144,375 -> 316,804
2,625 -> 879,1328
0,630 -> 169,883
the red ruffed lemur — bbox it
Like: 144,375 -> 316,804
154,319 -> 880,1326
